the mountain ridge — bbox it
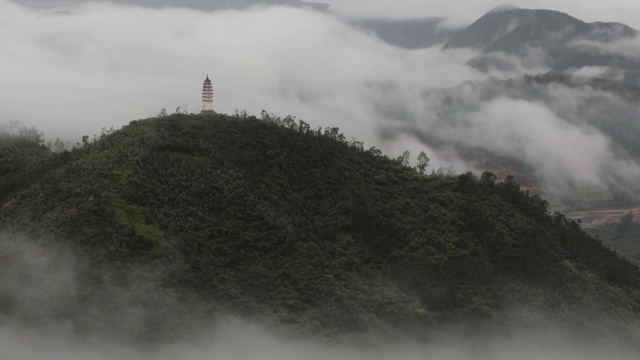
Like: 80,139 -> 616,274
443,7 -> 639,85
444,7 -> 638,52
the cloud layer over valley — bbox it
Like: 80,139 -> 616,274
2,0 -> 640,199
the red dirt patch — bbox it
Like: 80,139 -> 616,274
467,157 -> 491,166
566,206 -> 640,225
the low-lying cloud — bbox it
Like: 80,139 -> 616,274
1,232 -> 638,359
379,76 -> 640,198
1,323 -> 638,360
571,35 -> 640,61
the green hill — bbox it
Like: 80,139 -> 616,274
1,113 -> 640,346
0,123 -> 51,202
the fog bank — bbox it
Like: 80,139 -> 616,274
0,232 -> 639,359
3,0 -> 640,198
1,316 -> 638,360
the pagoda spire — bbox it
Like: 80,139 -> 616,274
201,74 -> 215,115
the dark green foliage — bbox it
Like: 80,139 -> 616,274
416,151 -> 429,174
588,222 -> 640,265
0,122 -> 48,153
0,122 -> 52,202
1,114 -> 640,344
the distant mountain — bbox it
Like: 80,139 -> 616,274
444,6 -> 637,53
444,6 -> 640,84
355,17 -> 460,49
2,114 -> 640,346
12,0 -> 330,11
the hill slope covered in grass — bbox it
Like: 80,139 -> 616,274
1,113 -> 640,345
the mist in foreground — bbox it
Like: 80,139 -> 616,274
1,322 -> 637,360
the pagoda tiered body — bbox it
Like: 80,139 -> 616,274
201,75 -> 216,115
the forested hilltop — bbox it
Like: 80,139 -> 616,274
1,113 -> 640,346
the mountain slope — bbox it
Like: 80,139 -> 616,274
443,6 -> 540,51
445,6 -> 637,53
1,114 -> 640,345
355,17 -> 460,49
443,6 -> 639,83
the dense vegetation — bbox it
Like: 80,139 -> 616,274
587,222 -> 640,265
0,122 -> 51,202
1,114 -> 640,346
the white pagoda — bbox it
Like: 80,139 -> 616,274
201,75 -> 216,115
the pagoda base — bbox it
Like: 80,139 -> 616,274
200,110 -> 217,116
